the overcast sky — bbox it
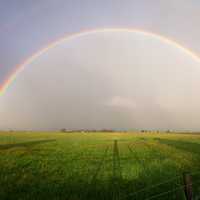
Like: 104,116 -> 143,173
1,0 -> 200,130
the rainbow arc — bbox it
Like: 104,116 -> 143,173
1,28 -> 200,96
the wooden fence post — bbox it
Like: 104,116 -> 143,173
183,172 -> 193,200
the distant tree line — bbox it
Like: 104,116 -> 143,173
60,129 -> 172,133
60,129 -> 115,133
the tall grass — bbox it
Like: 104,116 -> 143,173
0,132 -> 200,199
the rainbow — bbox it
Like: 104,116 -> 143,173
1,27 -> 200,96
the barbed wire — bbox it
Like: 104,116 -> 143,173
123,174 -> 183,199
123,169 -> 200,199
145,179 -> 200,200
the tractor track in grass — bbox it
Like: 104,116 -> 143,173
112,140 -> 122,200
128,142 -> 148,171
73,145 -> 110,200
89,146 -> 110,184
127,142 -> 155,199
129,140 -> 168,166
113,140 -> 122,179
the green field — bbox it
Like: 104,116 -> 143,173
0,132 -> 200,200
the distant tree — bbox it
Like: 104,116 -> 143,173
60,128 -> 66,133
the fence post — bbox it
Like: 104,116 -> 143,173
183,172 -> 193,200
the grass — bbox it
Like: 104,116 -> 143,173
0,131 -> 200,199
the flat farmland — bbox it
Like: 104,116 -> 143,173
0,132 -> 200,200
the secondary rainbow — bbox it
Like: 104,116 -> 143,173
1,28 -> 200,96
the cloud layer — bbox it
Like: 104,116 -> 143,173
1,31 -> 200,131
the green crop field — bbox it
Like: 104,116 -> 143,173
0,131 -> 200,200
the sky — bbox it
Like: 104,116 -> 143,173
1,0 -> 200,131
